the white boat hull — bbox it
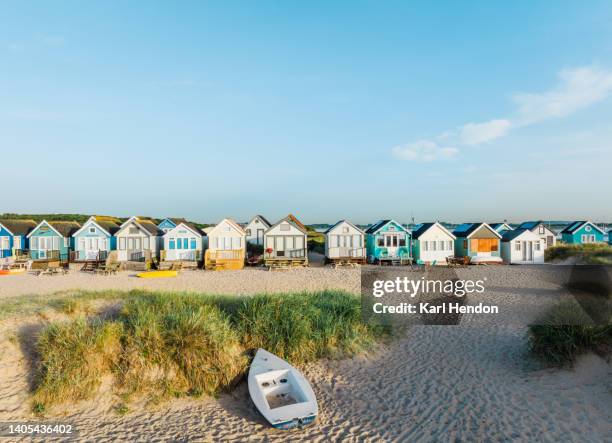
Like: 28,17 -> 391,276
248,349 -> 318,430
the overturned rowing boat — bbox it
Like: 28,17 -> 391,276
248,349 -> 318,430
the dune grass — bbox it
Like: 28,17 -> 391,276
33,319 -> 123,409
545,243 -> 612,265
529,300 -> 612,366
30,290 -> 384,411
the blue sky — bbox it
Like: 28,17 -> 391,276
1,1 -> 611,224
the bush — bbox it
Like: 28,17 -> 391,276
235,291 -> 379,363
31,290 -> 386,408
119,294 -> 246,399
545,243 -> 612,264
529,300 -> 612,365
33,319 -> 122,406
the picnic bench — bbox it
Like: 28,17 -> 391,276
94,262 -> 121,276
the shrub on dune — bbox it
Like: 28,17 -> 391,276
33,319 -> 122,407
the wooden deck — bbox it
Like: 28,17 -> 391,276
205,250 -> 245,271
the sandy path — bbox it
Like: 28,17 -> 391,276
0,267 -> 361,300
0,265 -> 610,442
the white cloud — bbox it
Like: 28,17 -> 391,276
459,119 -> 511,145
392,65 -> 612,161
513,66 -> 612,125
391,140 -> 458,162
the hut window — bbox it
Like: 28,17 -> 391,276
169,238 -> 175,249
423,241 -> 429,251
515,242 -> 521,251
0,237 -> 8,250
129,227 -> 138,234
463,240 -> 468,249
448,241 -> 453,250
534,242 -> 541,251
538,225 -> 545,234
399,237 -> 406,247
14,237 -> 21,249
190,238 -> 196,249
246,229 -> 251,236
89,227 -> 96,234
439,241 -> 444,250
377,237 -> 384,247
431,241 -> 437,251
342,227 -> 349,233
280,223 -> 290,231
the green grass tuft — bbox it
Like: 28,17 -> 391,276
28,289 -> 383,409
33,318 -> 123,408
528,300 -> 612,366
545,243 -> 612,264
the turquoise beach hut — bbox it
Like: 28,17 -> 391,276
27,220 -> 80,260
365,219 -> 411,264
560,221 -> 605,244
608,230 -> 611,245
0,219 -> 37,260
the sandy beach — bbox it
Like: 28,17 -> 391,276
0,265 -> 610,442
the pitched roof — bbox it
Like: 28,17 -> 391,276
269,215 -> 309,235
286,214 -> 307,232
254,214 -> 272,227
95,219 -> 121,235
48,221 -> 81,237
324,219 -> 365,235
0,219 -> 37,236
137,219 -> 164,236
453,223 -> 501,239
516,221 -> 542,230
411,222 -> 456,240
560,221 -> 605,235
489,223 -> 512,231
501,228 -> 531,241
365,219 -> 409,235
162,222 -> 203,238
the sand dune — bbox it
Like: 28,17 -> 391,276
0,265 -> 610,441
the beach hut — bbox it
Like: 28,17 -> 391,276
27,220 -> 80,261
453,223 -> 502,264
489,223 -> 513,234
264,215 -> 309,267
365,220 -> 412,265
161,222 -> 203,262
157,218 -> 187,234
501,229 -> 544,264
560,221 -> 605,244
516,221 -> 557,247
0,219 -> 36,261
411,222 -> 456,265
205,218 -> 246,270
324,220 -> 366,264
72,216 -> 119,261
114,216 -> 163,263
245,215 -> 271,246
609,230 -> 612,245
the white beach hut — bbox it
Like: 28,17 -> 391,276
501,229 -> 545,264
264,215 -> 308,267
162,222 -> 203,262
245,215 -> 271,246
324,220 -> 366,264
205,218 -> 246,270
411,222 -> 456,265
114,216 -> 162,263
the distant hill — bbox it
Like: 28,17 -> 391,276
0,214 -> 214,230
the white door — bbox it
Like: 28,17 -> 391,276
39,237 -> 48,259
85,238 -> 99,260
257,229 -> 264,245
